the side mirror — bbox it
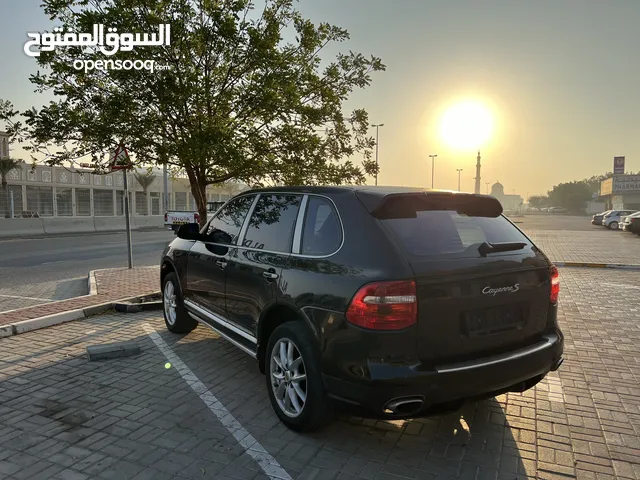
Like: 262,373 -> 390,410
176,222 -> 201,240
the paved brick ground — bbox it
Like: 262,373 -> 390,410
523,230 -> 640,265
0,267 -> 159,326
0,278 -> 87,314
0,268 -> 638,479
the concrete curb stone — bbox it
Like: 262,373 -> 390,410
2,294 -> 160,338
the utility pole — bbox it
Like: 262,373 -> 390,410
456,169 -> 463,191
429,154 -> 438,188
163,162 -> 169,212
372,124 -> 384,185
122,169 -> 133,269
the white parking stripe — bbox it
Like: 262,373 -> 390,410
0,294 -> 51,301
142,323 -> 292,480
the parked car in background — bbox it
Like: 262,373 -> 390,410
164,201 -> 226,232
160,186 -> 564,431
591,210 -> 612,226
603,210 -> 636,230
620,211 -> 640,234
547,207 -> 567,213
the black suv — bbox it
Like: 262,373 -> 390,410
160,186 -> 564,432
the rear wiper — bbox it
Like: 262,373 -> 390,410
478,241 -> 527,257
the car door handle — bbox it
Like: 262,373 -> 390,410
216,260 -> 227,269
263,271 -> 279,280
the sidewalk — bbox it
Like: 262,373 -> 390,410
0,266 -> 159,326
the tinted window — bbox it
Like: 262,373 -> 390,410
205,195 -> 254,245
301,197 -> 342,256
242,194 -> 302,252
382,210 -> 531,257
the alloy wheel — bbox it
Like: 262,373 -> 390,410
163,280 -> 177,326
270,337 -> 307,417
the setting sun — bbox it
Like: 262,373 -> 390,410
439,100 -> 494,151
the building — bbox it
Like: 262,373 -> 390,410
0,160 -> 247,218
599,175 -> 640,210
490,181 -> 523,211
0,131 -> 9,159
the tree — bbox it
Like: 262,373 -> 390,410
0,158 -> 21,218
547,181 -> 592,213
528,195 -> 548,209
17,0 -> 385,226
582,173 -> 613,195
133,171 -> 157,215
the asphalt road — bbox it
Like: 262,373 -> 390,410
0,230 -> 174,312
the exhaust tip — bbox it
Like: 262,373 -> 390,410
383,396 -> 425,415
551,356 -> 564,371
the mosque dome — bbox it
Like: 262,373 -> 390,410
491,181 -> 504,197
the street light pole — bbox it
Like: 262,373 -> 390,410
429,154 -> 438,188
486,182 -> 491,194
371,123 -> 384,186
456,169 -> 463,191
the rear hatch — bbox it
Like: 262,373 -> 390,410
369,191 -> 552,365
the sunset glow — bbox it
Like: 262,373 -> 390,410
439,100 -> 494,151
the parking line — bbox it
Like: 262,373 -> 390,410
142,323 -> 292,480
0,293 -> 51,301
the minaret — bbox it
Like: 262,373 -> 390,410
474,150 -> 482,194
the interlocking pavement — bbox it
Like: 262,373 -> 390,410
0,267 -> 159,326
524,230 -> 640,265
0,278 -> 88,314
0,268 -> 639,479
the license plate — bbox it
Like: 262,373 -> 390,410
461,305 -> 525,337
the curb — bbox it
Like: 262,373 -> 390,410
113,300 -> 163,313
555,262 -> 640,270
0,292 -> 161,338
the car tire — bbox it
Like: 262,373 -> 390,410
265,322 -> 332,432
162,272 -> 197,334
609,221 -> 619,230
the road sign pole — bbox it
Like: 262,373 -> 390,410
122,169 -> 133,269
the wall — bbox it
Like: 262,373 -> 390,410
0,215 -> 165,238
1,161 -> 246,218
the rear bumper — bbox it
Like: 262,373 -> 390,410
591,219 -> 602,225
323,330 -> 564,418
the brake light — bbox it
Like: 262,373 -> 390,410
346,280 -> 417,330
164,213 -> 168,222
194,213 -> 200,224
550,265 -> 560,304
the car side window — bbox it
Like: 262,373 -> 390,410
301,196 -> 342,256
204,195 -> 254,245
242,194 -> 302,252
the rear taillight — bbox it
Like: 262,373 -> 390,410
631,218 -> 639,223
194,213 -> 200,224
164,213 -> 168,222
346,280 -> 417,330
550,265 -> 560,304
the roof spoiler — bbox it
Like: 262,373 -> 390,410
366,191 -> 503,219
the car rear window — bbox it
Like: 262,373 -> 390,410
377,196 -> 532,257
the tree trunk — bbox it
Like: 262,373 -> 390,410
185,166 -> 208,228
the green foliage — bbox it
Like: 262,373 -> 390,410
527,195 -> 547,209
16,0 -> 385,223
0,158 -> 21,218
133,171 -> 157,193
0,158 -> 21,186
547,181 -> 593,213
